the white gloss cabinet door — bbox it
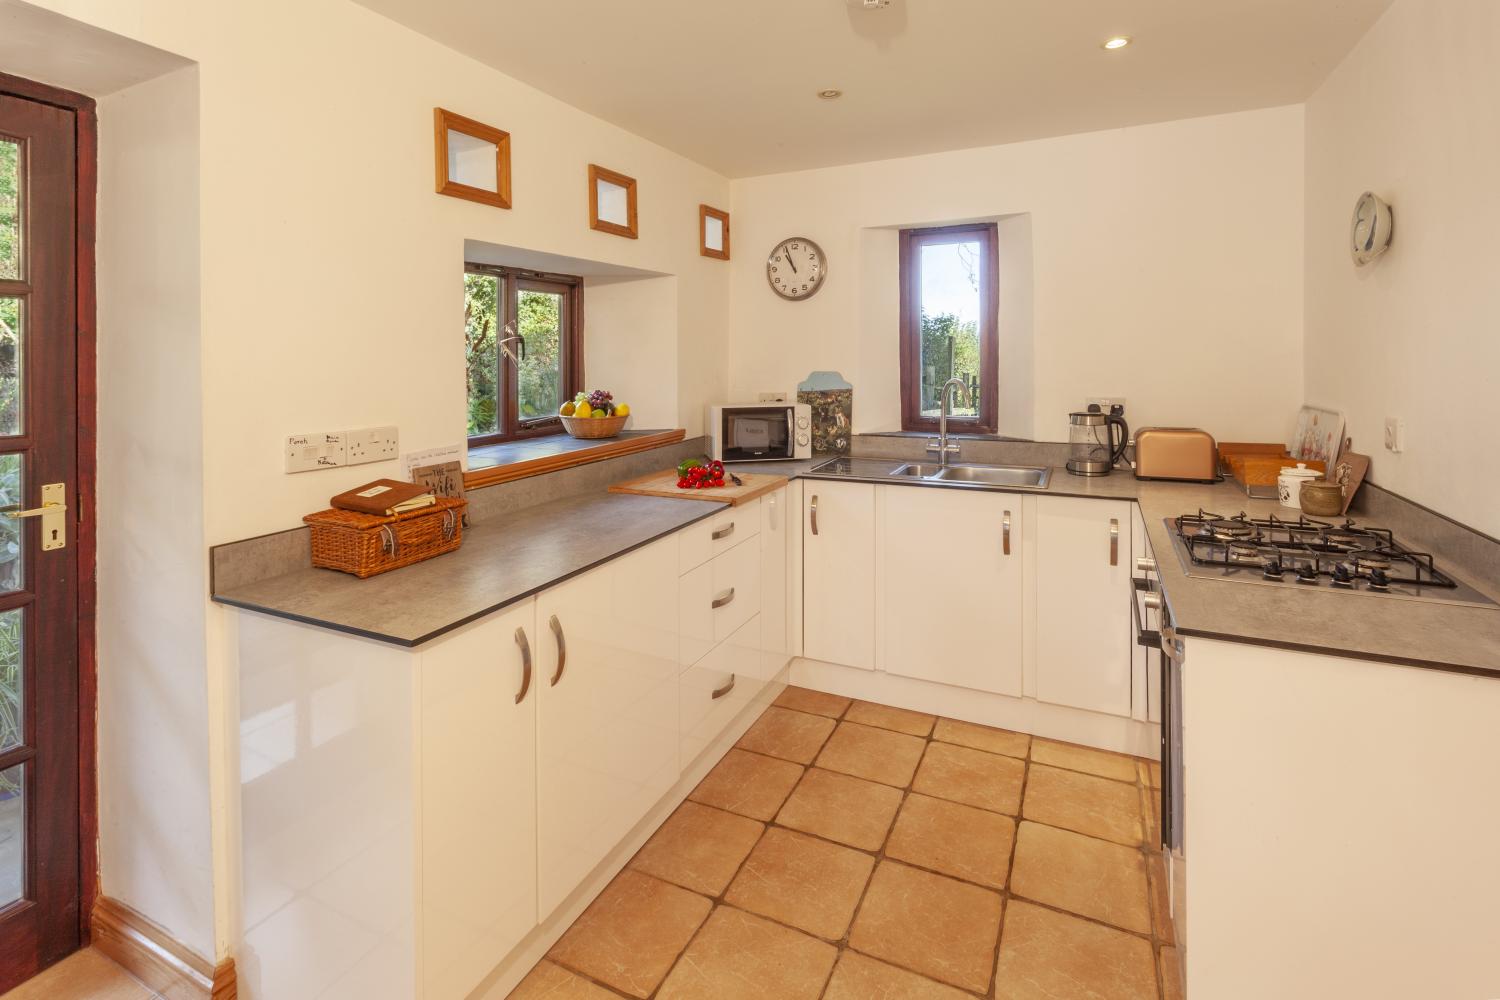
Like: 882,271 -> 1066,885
760,486 -> 790,678
535,535 -> 681,919
419,600 -> 538,1000
803,481 -> 877,670
879,486 -> 1024,695
1035,496 -> 1134,717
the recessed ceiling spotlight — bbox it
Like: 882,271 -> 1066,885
1102,35 -> 1132,51
818,89 -> 843,100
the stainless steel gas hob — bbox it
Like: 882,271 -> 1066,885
1164,510 -> 1497,608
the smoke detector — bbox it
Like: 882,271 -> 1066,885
848,0 -> 892,9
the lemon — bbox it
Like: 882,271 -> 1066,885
592,409 -> 607,419
574,401 -> 593,418
560,401 -> 576,416
615,403 -> 630,417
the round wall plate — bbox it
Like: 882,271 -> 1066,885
1351,191 -> 1393,266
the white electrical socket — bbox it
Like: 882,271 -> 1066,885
1384,417 -> 1405,453
758,392 -> 789,402
1087,397 -> 1127,413
285,432 -> 347,473
346,425 -> 400,465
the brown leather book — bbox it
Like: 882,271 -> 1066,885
330,479 -> 436,517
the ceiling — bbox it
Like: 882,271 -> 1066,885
356,0 -> 1392,178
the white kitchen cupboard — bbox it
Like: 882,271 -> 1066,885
760,485 -> 790,676
680,614 -> 763,765
803,481 -> 877,670
420,599 -> 538,1000
1035,496 -> 1134,716
878,485 -> 1025,695
535,534 -> 681,919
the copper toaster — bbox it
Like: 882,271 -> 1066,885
1134,428 -> 1219,483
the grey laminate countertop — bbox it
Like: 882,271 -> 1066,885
212,491 -> 723,646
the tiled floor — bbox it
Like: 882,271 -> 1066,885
511,688 -> 1182,1000
0,949 -> 161,1000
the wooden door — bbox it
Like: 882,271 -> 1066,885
0,86 -> 87,990
803,482 -> 876,670
1035,497 -> 1134,716
879,486 -> 1024,695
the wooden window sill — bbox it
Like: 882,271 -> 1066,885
464,428 -> 687,490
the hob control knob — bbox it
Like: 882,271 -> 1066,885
1296,565 -> 1319,583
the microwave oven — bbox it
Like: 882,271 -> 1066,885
707,403 -> 812,462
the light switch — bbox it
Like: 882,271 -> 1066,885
1383,417 -> 1405,454
285,432 -> 347,473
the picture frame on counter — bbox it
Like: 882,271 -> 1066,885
699,204 -> 730,260
434,107 -> 511,209
589,163 -> 638,239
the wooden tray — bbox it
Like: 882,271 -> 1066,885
608,469 -> 787,506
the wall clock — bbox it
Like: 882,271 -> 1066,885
1351,191 -> 1393,267
767,237 -> 827,300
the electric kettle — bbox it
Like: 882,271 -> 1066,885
1066,405 -> 1129,476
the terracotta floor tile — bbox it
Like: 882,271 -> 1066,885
1147,850 -> 1176,946
1009,822 -> 1150,934
736,707 -> 836,765
823,950 -> 973,1000
844,700 -> 936,737
548,870 -> 711,998
776,767 -> 903,851
1159,945 -> 1185,1000
773,685 -> 852,719
848,860 -> 1004,993
688,748 -> 804,821
1030,739 -> 1138,783
885,792 -> 1016,890
993,899 -> 1157,1000
656,906 -> 836,1000
911,741 -> 1025,814
1022,764 -> 1144,846
1139,783 -> 1160,844
932,717 -> 1030,759
1,949 -> 154,1000
507,960 -> 621,1000
629,801 -> 765,896
724,827 -> 874,940
815,721 -> 927,787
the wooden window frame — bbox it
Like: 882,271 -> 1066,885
698,204 -> 730,260
898,222 -> 999,434
465,265 -> 584,447
588,164 -> 638,239
434,108 -> 512,209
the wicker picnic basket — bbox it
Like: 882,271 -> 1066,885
304,496 -> 467,578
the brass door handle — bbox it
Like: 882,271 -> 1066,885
548,614 -> 566,686
514,627 -> 532,704
711,674 -> 736,700
2,483 -> 68,551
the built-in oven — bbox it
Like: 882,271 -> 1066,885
1131,560 -> 1183,853
708,403 -> 812,463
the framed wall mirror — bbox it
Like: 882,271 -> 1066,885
434,107 -> 511,209
699,204 -> 730,260
588,163 -> 638,239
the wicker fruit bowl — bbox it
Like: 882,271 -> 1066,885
560,414 -> 628,440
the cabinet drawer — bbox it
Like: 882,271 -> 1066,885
680,615 -> 762,767
679,499 -> 761,573
679,533 -> 763,666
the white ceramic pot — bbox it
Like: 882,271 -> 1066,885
1278,463 -> 1321,510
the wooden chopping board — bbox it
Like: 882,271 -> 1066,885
609,469 -> 787,506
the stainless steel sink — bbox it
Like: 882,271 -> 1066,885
934,464 -> 1051,489
891,463 -> 947,477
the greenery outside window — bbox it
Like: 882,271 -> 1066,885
897,223 -> 999,433
465,264 -> 583,444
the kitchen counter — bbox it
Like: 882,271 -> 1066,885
212,491 -> 723,646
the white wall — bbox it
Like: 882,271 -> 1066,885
727,106 -> 1307,443
1304,0 -> 1500,538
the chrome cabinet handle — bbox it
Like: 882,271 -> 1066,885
711,522 -> 735,541
514,627 -> 532,704
711,588 -> 736,609
1109,518 -> 1120,566
711,674 -> 736,699
1003,510 -> 1012,555
548,614 -> 566,686
810,495 -> 819,535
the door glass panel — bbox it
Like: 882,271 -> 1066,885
0,610 -> 19,755
918,239 -> 982,418
517,289 -> 563,421
0,298 -> 19,435
0,763 -> 21,908
463,273 -> 499,437
0,139 -> 17,280
0,455 -> 19,595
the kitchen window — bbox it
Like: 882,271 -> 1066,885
898,223 -> 999,433
464,264 -> 583,445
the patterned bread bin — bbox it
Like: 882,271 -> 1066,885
304,496 -> 467,578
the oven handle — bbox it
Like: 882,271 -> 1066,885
1131,577 -> 1162,650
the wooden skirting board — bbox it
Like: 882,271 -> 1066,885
91,896 -> 236,1000
463,429 -> 686,490
608,469 -> 788,506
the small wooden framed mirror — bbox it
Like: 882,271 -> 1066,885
588,164 -> 638,239
699,204 -> 730,260
434,108 -> 511,209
